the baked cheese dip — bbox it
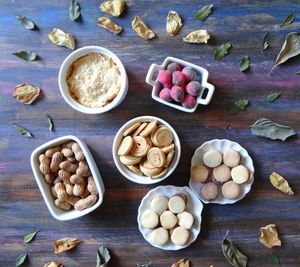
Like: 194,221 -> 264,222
66,52 -> 121,108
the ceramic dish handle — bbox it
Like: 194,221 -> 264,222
198,82 -> 215,105
146,63 -> 162,86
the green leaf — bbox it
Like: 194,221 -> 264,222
250,118 -> 296,141
45,114 -> 53,131
271,252 -> 280,264
261,32 -> 269,53
16,253 -> 27,266
22,230 -> 39,243
97,246 -> 110,267
11,123 -> 33,138
280,13 -> 296,27
16,15 -> 36,30
12,51 -> 37,61
222,231 -> 248,267
240,55 -> 250,72
196,4 -> 213,20
229,100 -> 249,114
214,43 -> 232,60
267,92 -> 281,102
296,70 -> 300,75
70,0 -> 81,21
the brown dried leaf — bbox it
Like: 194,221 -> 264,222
171,259 -> 190,267
54,238 -> 81,254
48,28 -> 76,50
166,11 -> 182,37
183,29 -> 210,44
270,172 -> 294,195
100,0 -> 125,17
259,224 -> 281,248
13,83 -> 40,104
44,262 -> 64,267
97,17 -> 123,34
132,16 -> 156,40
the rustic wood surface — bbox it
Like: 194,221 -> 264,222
0,0 -> 299,266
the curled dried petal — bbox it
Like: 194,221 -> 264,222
132,16 -> 156,40
259,224 -> 282,248
171,259 -> 190,267
270,172 -> 294,195
100,0 -> 125,17
54,238 -> 81,253
166,11 -> 182,37
44,262 -> 64,267
183,29 -> 210,44
13,83 -> 40,104
48,28 -> 76,50
97,17 -> 123,34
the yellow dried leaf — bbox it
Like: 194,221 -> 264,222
270,172 -> 294,195
183,29 -> 210,44
13,83 -> 40,104
166,10 -> 182,37
171,259 -> 190,267
54,238 -> 81,254
97,17 -> 123,34
48,28 -> 76,50
100,0 -> 125,17
44,262 -> 63,267
259,224 -> 281,248
132,16 -> 156,40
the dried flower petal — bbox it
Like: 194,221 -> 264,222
54,238 -> 81,253
259,224 -> 281,248
166,11 -> 182,37
44,262 -> 63,267
48,28 -> 76,50
171,259 -> 190,267
132,16 -> 156,40
13,83 -> 40,104
97,17 -> 123,34
270,172 -> 294,195
183,29 -> 210,44
100,0 -> 125,17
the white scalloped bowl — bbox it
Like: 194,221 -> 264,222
189,139 -> 254,204
137,185 -> 203,250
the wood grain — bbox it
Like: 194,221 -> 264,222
0,0 -> 299,266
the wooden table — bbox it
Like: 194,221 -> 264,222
0,0 -> 299,266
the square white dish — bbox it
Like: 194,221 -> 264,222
137,185 -> 203,250
145,56 -> 215,113
189,139 -> 254,204
31,135 -> 105,221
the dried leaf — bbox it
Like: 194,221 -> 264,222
45,114 -> 53,132
222,231 -> 248,267
54,238 -> 81,254
171,259 -> 190,267
132,16 -> 156,40
240,55 -> 250,72
12,51 -> 37,61
270,172 -> 294,195
70,0 -> 81,21
44,262 -> 63,267
196,4 -> 213,21
22,230 -> 39,243
13,83 -> 40,104
267,92 -> 281,102
97,17 -> 123,34
12,123 -> 33,138
296,70 -> 300,74
270,253 -> 280,264
48,28 -> 76,50
214,43 -> 232,60
261,32 -> 269,53
269,32 -> 300,75
280,13 -> 295,27
183,29 -> 210,44
100,0 -> 125,17
16,15 -> 36,30
228,99 -> 249,114
16,253 -> 27,266
166,11 -> 182,37
259,224 -> 281,248
250,118 -> 296,141
97,246 -> 111,267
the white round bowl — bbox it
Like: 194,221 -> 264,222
189,139 -> 255,204
137,185 -> 203,250
58,46 -> 128,114
112,116 -> 181,184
